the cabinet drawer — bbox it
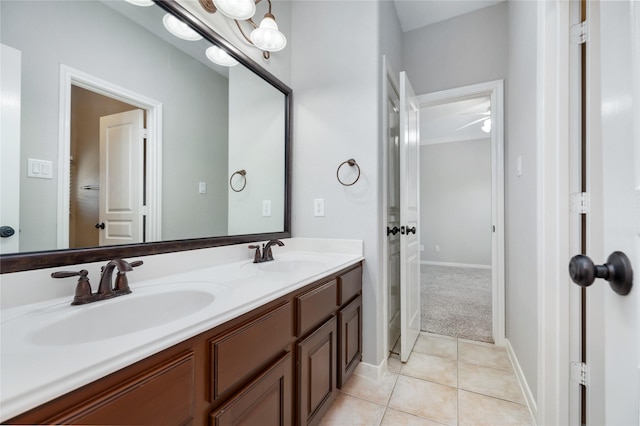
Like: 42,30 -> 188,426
211,302 -> 292,400
50,352 -> 195,425
210,353 -> 292,426
338,295 -> 362,388
338,266 -> 362,306
296,280 -> 338,337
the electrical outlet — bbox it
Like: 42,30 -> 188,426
435,245 -> 440,252
198,181 -> 206,194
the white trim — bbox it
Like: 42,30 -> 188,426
535,2 -> 572,425
506,338 -> 538,421
57,65 -> 163,249
420,261 -> 491,270
416,79 -> 506,347
353,360 -> 386,381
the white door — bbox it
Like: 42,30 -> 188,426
579,1 -> 639,424
387,71 -> 402,353
0,44 -> 21,254
399,71 -> 421,362
99,109 -> 144,246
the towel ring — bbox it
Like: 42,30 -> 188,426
230,169 -> 247,192
336,159 -> 361,186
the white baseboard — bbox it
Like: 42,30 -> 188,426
420,260 -> 492,269
505,338 -> 538,422
353,359 -> 386,381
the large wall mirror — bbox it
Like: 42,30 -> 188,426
0,0 -> 291,273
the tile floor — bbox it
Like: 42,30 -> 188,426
319,332 -> 534,426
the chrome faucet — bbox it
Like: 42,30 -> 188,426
52,259 -> 143,305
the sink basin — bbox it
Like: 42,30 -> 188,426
31,288 -> 216,346
257,259 -> 326,273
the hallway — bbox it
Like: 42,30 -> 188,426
320,333 -> 533,425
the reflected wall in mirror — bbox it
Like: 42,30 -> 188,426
0,0 -> 289,264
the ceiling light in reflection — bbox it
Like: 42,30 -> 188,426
206,45 -> 239,67
124,0 -> 155,6
162,14 -> 203,41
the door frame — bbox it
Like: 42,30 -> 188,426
416,80 -> 506,347
57,65 -> 163,248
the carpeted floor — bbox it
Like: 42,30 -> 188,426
420,264 -> 493,343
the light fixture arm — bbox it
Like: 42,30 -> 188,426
199,0 -> 280,60
234,0 -> 272,59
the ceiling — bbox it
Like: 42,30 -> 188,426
420,96 -> 492,145
392,0 -> 504,32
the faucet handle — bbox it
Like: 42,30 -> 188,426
248,245 -> 262,263
114,260 -> 143,294
52,269 -> 94,305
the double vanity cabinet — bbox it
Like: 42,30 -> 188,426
6,263 -> 363,425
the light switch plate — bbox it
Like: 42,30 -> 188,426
262,200 -> 271,217
313,198 -> 325,217
198,181 -> 206,194
27,158 -> 53,179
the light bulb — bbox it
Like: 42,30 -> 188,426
162,14 -> 202,41
206,45 -> 239,67
212,0 -> 256,20
250,14 -> 286,52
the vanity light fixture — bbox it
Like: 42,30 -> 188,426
198,0 -> 286,59
162,13 -> 203,41
206,45 -> 239,66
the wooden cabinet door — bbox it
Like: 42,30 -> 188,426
210,353 -> 292,426
338,295 -> 362,388
297,316 -> 337,426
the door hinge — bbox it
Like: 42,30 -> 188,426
570,362 -> 590,386
143,128 -> 149,138
571,21 -> 588,45
570,192 -> 590,214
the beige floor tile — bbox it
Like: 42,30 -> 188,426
458,341 -> 513,371
388,355 -> 403,374
413,334 -> 458,360
341,372 -> 399,406
381,408 -> 445,426
319,393 -> 386,426
458,390 -> 534,426
458,362 -> 525,404
400,351 -> 457,387
389,375 -> 457,426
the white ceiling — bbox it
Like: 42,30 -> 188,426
393,0 -> 505,32
420,96 -> 492,145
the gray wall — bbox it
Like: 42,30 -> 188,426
402,2 -> 508,95
402,1 -> 539,400
420,139 -> 492,266
290,0 -> 404,367
505,0 -> 539,399
0,0 -> 229,250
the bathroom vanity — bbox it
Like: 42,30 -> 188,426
1,243 -> 363,425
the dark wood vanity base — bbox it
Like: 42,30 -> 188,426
6,263 -> 362,426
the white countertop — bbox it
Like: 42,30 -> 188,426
0,239 -> 363,421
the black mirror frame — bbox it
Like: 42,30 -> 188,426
0,0 -> 292,274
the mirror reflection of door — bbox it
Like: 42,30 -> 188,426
70,86 -> 145,248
